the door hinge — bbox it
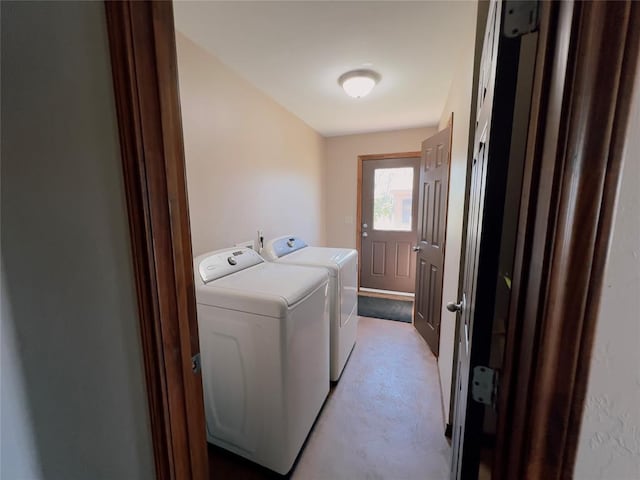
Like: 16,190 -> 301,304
191,353 -> 201,374
503,1 -> 539,38
471,366 -> 498,407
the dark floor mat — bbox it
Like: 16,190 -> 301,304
357,296 -> 413,323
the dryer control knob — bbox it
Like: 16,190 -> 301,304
227,256 -> 237,266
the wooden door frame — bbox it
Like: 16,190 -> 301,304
104,2 -> 208,479
102,0 -> 639,479
356,152 -> 421,293
494,1 -> 639,479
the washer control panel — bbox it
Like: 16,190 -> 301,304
198,247 -> 264,283
268,235 -> 308,258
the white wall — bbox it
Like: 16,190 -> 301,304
436,2 -> 479,422
176,33 -> 326,255
324,127 -> 437,248
573,60 -> 640,480
1,262 -> 41,479
1,2 -> 155,478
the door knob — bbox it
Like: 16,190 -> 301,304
362,223 -> 368,229
412,245 -> 421,252
362,232 -> 368,238
446,301 -> 463,312
446,294 -> 466,313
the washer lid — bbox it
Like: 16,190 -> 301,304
272,247 -> 358,277
195,262 -> 328,318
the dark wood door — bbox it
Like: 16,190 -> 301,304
450,0 -> 527,478
413,123 -> 452,356
360,156 -> 420,293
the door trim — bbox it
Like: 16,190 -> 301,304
356,152 -> 421,291
494,1 -> 640,478
104,2 -> 209,479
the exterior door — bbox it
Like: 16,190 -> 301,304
450,0 -> 530,478
413,123 -> 452,356
360,156 -> 420,293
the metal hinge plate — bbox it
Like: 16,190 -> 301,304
472,366 -> 498,406
503,1 -> 539,38
191,353 -> 201,374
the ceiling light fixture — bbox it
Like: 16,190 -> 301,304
338,69 -> 381,98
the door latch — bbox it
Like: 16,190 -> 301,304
191,353 -> 201,374
471,366 -> 498,407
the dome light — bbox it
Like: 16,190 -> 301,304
338,69 -> 380,98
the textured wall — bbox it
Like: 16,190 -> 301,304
573,61 -> 640,479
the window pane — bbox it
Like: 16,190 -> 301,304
373,167 -> 414,231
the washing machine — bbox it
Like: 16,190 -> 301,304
194,247 -> 330,474
262,235 -> 358,381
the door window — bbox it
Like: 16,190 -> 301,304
373,167 -> 414,231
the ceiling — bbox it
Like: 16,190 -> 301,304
174,1 -> 477,137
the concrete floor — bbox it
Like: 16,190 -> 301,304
208,316 -> 451,479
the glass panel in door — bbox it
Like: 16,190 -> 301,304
373,167 -> 414,231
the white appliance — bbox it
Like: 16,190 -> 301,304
194,247 -> 330,474
262,236 -> 358,381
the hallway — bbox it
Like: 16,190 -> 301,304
209,316 -> 451,479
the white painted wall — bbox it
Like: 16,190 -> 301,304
324,127 -> 437,248
1,262 -> 41,479
436,3 -> 479,422
175,33 -> 326,255
1,2 -> 155,478
573,60 -> 640,480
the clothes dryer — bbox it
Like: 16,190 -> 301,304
263,236 -> 358,381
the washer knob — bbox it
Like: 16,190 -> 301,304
227,256 -> 237,266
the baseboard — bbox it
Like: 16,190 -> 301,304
357,290 -> 415,302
